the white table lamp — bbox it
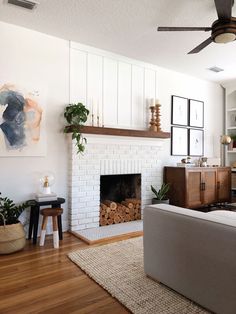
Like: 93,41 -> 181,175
39,172 -> 55,195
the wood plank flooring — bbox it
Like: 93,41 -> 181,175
0,233 -> 130,314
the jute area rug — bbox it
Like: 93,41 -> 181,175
68,237 -> 210,314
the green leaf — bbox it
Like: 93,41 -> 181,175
0,193 -> 28,226
151,183 -> 170,200
151,185 -> 158,198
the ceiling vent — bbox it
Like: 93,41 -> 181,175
7,0 -> 39,10
208,66 -> 224,73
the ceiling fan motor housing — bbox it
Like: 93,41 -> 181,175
211,18 -> 236,43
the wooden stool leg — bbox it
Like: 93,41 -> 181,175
57,215 -> 63,240
39,216 -> 48,246
28,206 -> 34,240
52,216 -> 59,248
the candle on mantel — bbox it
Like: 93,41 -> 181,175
97,100 -> 100,127
155,99 -> 162,132
91,99 -> 94,116
97,100 -> 100,117
93,101 -> 98,117
91,99 -> 95,126
150,98 -> 155,107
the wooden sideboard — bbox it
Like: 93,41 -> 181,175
164,167 -> 231,208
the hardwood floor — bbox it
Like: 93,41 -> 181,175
0,233 -> 130,314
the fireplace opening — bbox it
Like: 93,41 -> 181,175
100,174 -> 141,226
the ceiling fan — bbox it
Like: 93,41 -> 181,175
158,0 -> 236,54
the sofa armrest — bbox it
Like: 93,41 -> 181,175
143,205 -> 236,314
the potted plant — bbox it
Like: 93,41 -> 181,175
0,193 -> 28,254
63,102 -> 90,154
151,183 -> 170,204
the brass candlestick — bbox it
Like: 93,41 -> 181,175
97,115 -> 100,127
155,103 -> 162,132
91,114 -> 94,126
149,106 -> 157,131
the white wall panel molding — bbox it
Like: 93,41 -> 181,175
132,64 -> 144,128
70,41 -> 159,72
87,53 -> 103,121
69,49 -> 87,104
118,61 -> 132,127
103,57 -> 118,126
70,41 -> 160,129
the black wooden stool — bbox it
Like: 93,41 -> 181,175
27,198 -> 65,244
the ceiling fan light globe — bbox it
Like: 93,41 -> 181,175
214,32 -> 236,43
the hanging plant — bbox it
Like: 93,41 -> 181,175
63,103 -> 89,154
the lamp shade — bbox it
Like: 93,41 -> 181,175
39,172 -> 55,194
220,135 -> 231,145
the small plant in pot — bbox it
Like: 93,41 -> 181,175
0,193 -> 28,254
151,183 -> 170,204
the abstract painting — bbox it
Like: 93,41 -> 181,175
0,83 -> 46,156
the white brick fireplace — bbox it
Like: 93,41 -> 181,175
68,134 -> 165,231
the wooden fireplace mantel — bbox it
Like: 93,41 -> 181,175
66,125 -> 170,139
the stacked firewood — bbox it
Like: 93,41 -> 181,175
99,198 -> 141,226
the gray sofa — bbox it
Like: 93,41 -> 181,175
143,204 -> 236,314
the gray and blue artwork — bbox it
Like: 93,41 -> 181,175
0,85 -> 43,154
0,90 -> 26,149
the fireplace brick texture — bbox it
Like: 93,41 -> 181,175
68,137 -> 165,231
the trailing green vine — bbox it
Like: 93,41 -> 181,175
63,103 -> 89,154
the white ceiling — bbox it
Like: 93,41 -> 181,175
0,0 -> 236,83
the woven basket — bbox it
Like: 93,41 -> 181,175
0,222 -> 26,254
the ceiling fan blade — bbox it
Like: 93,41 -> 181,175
158,27 -> 212,32
188,37 -> 213,54
214,0 -> 233,19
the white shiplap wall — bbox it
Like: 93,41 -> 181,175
70,42 -> 158,130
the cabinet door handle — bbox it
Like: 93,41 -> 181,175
200,182 -> 204,191
203,182 -> 206,191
